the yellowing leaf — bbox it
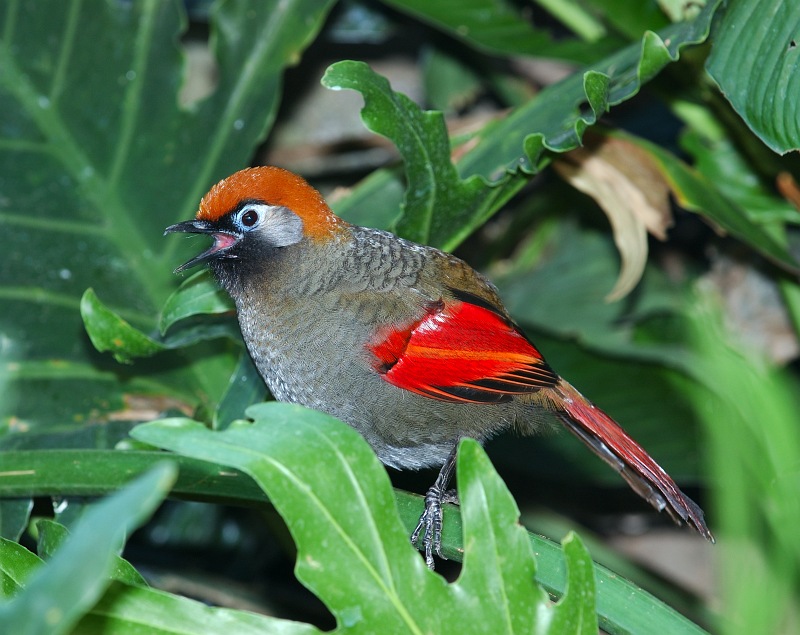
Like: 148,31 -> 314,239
554,136 -> 673,301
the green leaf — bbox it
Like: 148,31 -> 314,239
540,532 -> 598,635
322,60 -> 524,249
678,123 -> 800,225
0,0 -> 336,438
0,538 -> 42,597
73,580 -> 322,635
0,463 -> 176,635
212,351 -> 267,429
131,403 -> 708,634
454,439 -> 545,631
159,270 -> 234,335
0,499 -> 32,541
81,285 -> 241,367
0,447 -> 709,635
706,0 -> 800,153
457,0 -> 721,179
35,519 -> 148,587
133,403 -> 558,632
0,449 -> 266,505
683,293 -> 800,634
640,138 -> 799,273
382,0 -> 626,63
132,406 -> 455,632
81,288 -> 166,364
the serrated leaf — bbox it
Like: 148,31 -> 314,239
454,439 -> 544,632
132,403 -> 563,633
706,0 -> 800,153
0,447 -> 710,635
0,463 -> 176,635
322,60 -> 522,249
457,0 -> 721,180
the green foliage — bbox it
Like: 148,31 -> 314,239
0,464 -> 176,634
2,0 -> 800,633
706,0 -> 800,154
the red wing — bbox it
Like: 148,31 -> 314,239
368,299 -> 557,403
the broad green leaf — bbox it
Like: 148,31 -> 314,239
0,463 -> 176,635
0,0 -> 336,438
322,60 -> 524,249
81,287 -> 240,365
0,446 -> 709,635
132,404 -> 555,633
0,516 -> 317,634
35,519 -> 148,587
132,403 -> 708,635
678,124 -> 800,225
706,0 -> 800,153
0,449 -> 265,504
132,406 -> 457,632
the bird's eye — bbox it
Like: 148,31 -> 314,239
240,208 -> 260,228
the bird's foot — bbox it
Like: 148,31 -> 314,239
411,484 -> 450,569
410,444 -> 461,569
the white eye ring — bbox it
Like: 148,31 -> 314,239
236,206 -> 262,230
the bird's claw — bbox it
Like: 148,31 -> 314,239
411,484 -> 447,569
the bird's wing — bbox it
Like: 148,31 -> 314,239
368,295 -> 558,404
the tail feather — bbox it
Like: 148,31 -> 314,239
552,380 -> 713,541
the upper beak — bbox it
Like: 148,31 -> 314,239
164,219 -> 240,273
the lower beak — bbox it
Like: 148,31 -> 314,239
165,219 -> 240,273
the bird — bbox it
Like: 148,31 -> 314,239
165,166 -> 713,568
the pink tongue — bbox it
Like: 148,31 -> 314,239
212,233 -> 238,252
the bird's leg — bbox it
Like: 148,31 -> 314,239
411,443 -> 459,569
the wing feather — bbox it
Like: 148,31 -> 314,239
368,299 -> 557,404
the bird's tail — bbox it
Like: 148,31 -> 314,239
550,379 -> 713,541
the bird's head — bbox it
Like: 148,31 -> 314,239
165,166 -> 347,273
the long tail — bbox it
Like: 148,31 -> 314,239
550,379 -> 713,541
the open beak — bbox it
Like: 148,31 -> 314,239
164,219 -> 241,273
